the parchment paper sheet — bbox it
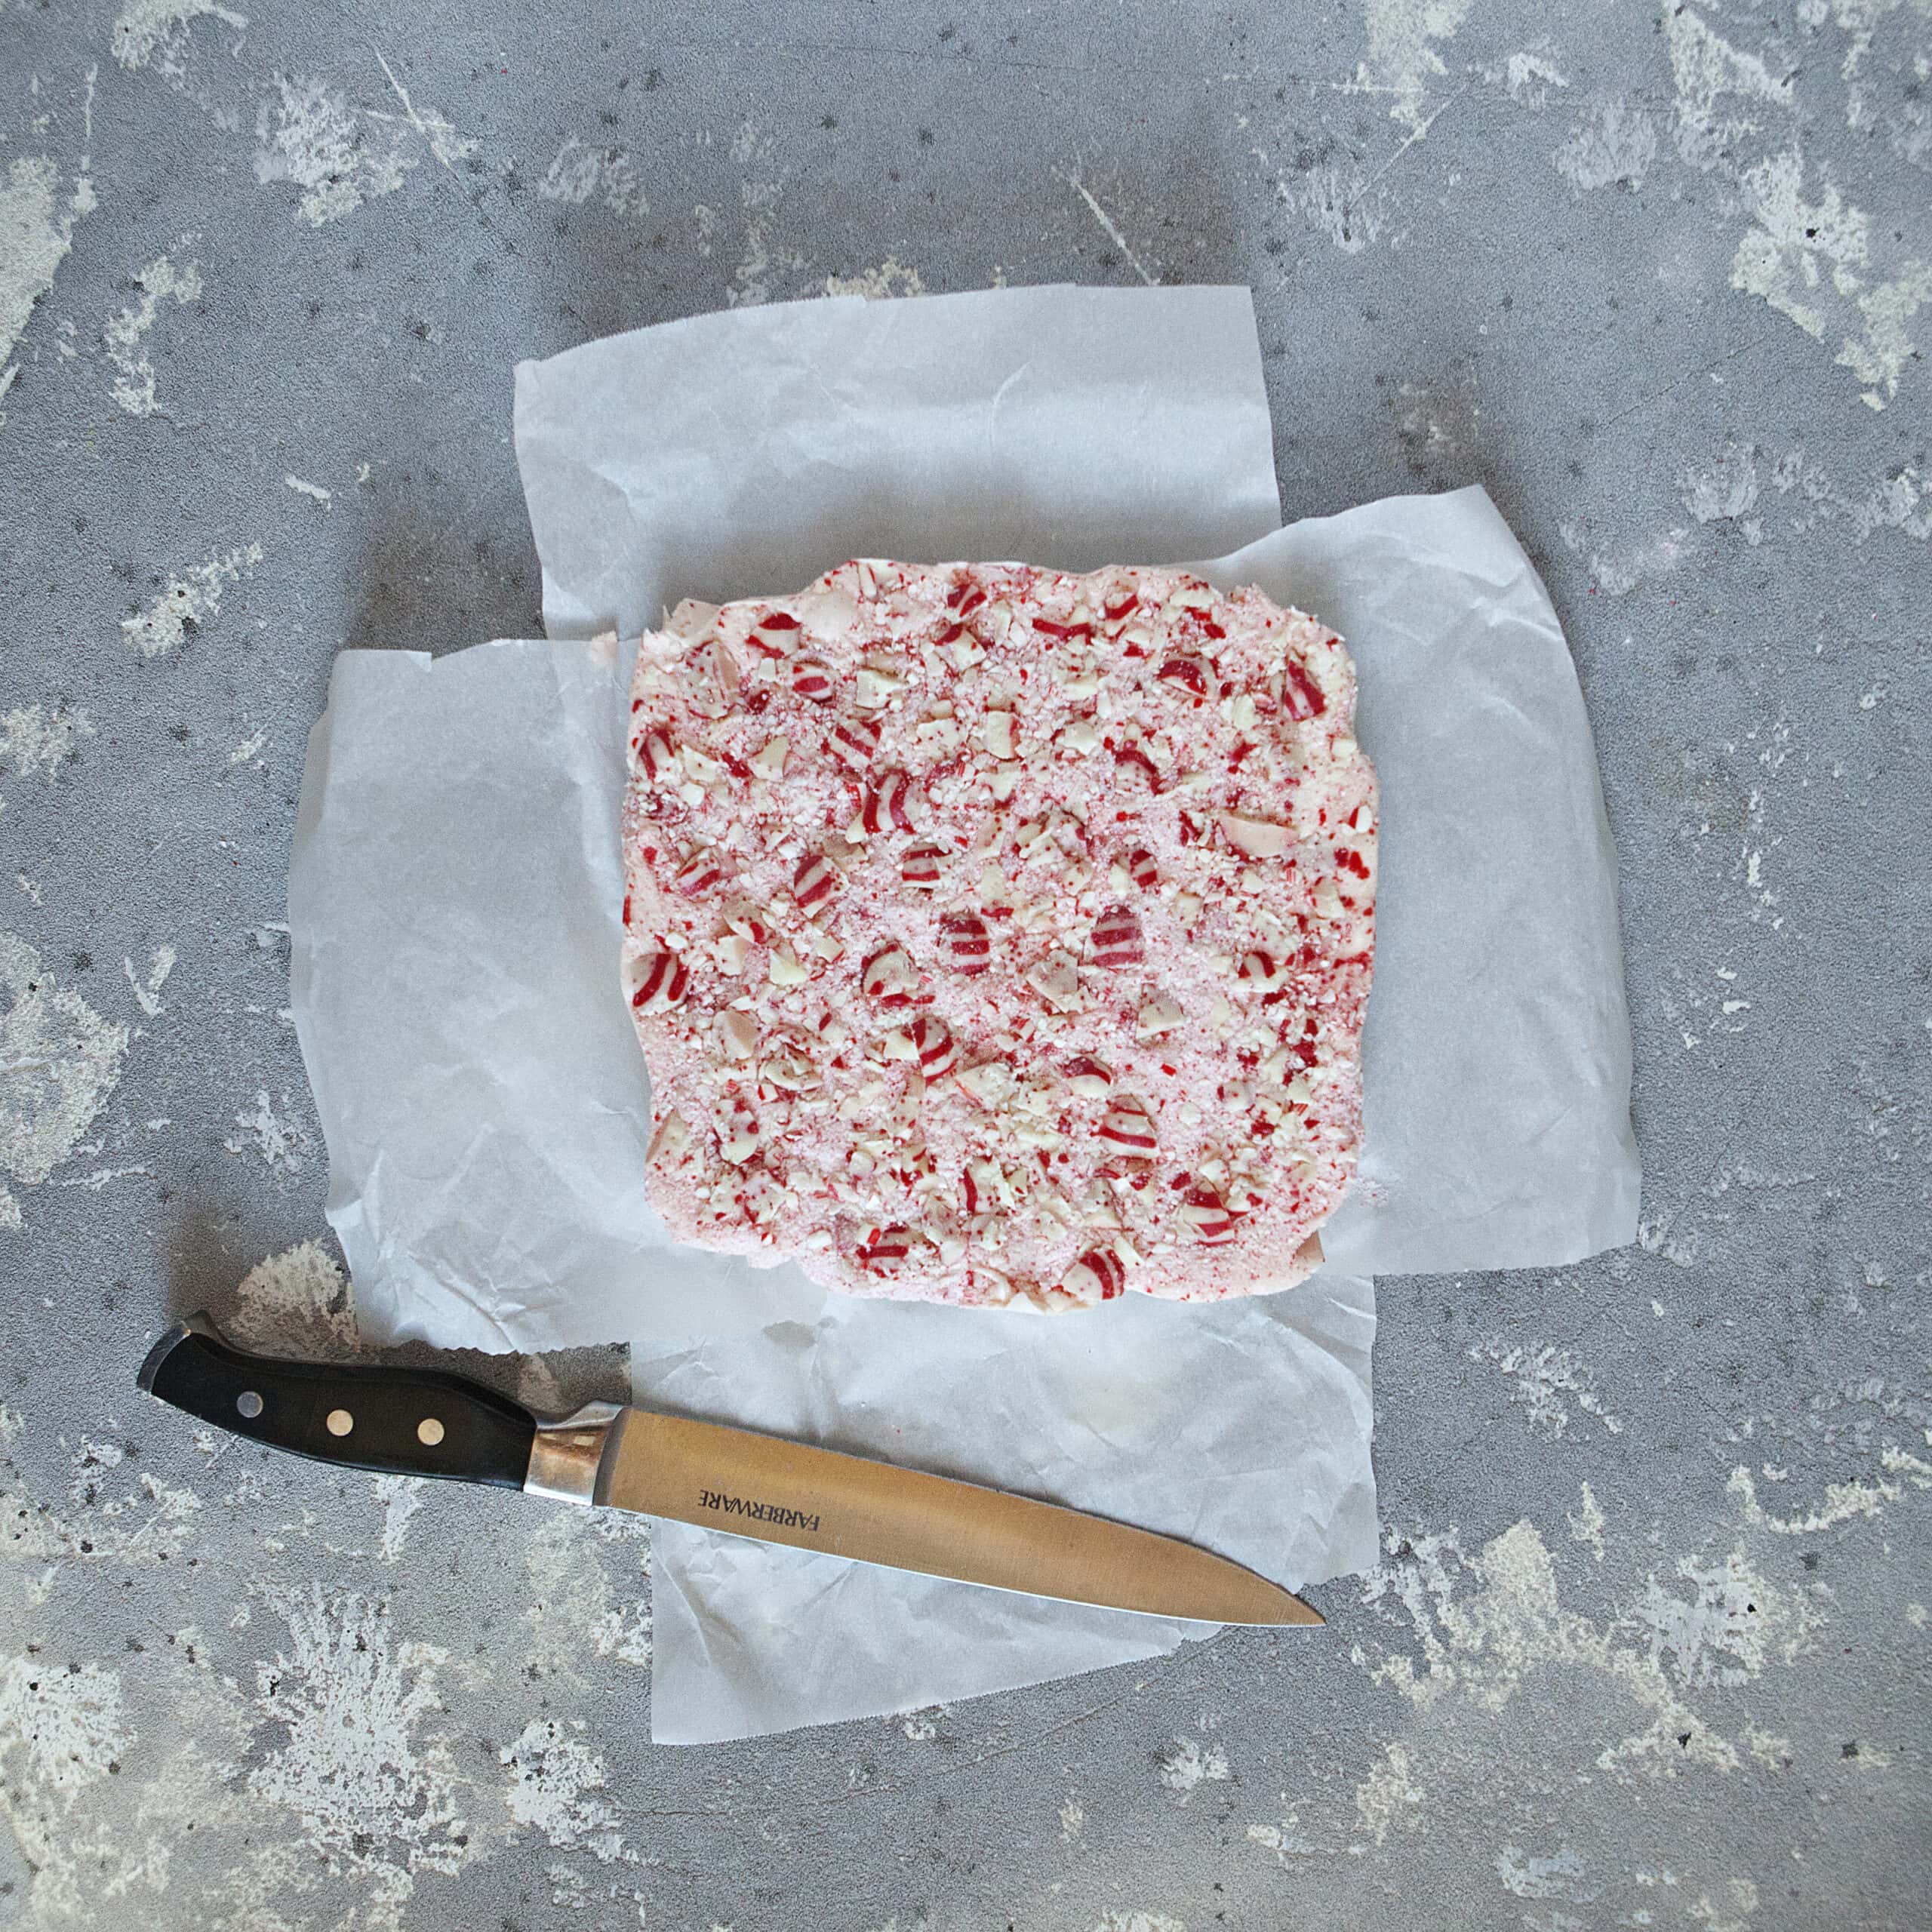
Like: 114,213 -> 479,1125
513,282 -> 1284,638
1203,491 -> 1641,1272
287,285 -> 1638,1744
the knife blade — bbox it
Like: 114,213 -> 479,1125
137,1313 -> 1320,1628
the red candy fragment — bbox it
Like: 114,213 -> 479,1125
1062,1054 -> 1115,1096
1088,904 -> 1145,971
901,842 -> 946,889
1062,1249 -> 1127,1300
639,731 -> 677,782
860,769 -> 917,834
829,715 -> 882,768
1281,661 -> 1327,720
675,848 -> 728,897
860,940 -> 918,1004
855,1225 -> 915,1275
1157,656 -> 1208,697
630,952 -> 688,1013
1180,1185 -> 1237,1244
792,851 -> 837,911
910,1014 -> 957,1078
1097,1094 -> 1157,1155
791,658 -> 835,703
937,911 -> 992,975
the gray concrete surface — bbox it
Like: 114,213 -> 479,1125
2,2 -> 1928,1927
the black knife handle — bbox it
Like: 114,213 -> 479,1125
138,1313 -> 537,1489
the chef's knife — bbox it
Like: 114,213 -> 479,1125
138,1312 -> 1320,1628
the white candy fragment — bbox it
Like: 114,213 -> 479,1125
957,1059 -> 1014,1109
1024,950 -> 1081,1009
1218,812 -> 1291,859
855,663 -> 906,709
1135,995 -> 1185,1040
751,736 -> 790,777
715,1096 -> 761,1164
768,949 -> 810,986
714,1009 -> 758,1060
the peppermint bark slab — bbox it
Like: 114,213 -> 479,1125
623,559 -> 1375,1312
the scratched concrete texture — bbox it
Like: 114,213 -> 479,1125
1,0 -> 1927,1926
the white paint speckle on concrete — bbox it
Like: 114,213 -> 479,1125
0,932 -> 128,1218
120,543 -> 263,657
103,251 -> 202,417
0,154 -> 94,411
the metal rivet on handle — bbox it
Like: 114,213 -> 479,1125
417,1417 -> 445,1446
236,1390 -> 263,1420
325,1409 -> 354,1437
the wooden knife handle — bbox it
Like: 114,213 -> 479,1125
137,1313 -> 537,1488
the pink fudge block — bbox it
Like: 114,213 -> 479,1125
623,559 -> 1375,1312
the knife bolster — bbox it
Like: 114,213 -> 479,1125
525,1401 -> 623,1505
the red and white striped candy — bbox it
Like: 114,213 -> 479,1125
744,611 -> 800,659
1281,660 -> 1327,720
1179,1186 -> 1237,1244
1157,656 -> 1208,697
855,1224 -> 915,1274
860,940 -> 918,1004
742,618 -> 795,664
675,848 -> 728,897
1088,903 -> 1145,971
629,952 -> 688,1013
1062,1054 -> 1114,1097
792,851 -> 838,911
900,842 -> 946,889
938,911 -> 992,975
1061,1249 -> 1126,1301
1238,950 -> 1285,989
1113,744 -> 1163,791
791,657 -> 835,703
638,731 -> 677,782
1125,846 -> 1158,891
860,769 -> 916,834
910,1014 -> 957,1079
1097,1094 -> 1157,1155
829,715 -> 882,768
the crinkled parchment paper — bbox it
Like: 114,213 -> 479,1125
288,285 -> 1636,1743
